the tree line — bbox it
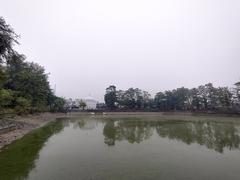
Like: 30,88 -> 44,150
104,82 -> 240,113
0,17 -> 65,114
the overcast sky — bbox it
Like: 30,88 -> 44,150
1,0 -> 240,101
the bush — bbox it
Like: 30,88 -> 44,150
0,89 -> 14,108
15,97 -> 31,114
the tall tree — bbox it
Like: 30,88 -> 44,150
142,91 -> 151,109
216,87 -> 231,109
165,90 -> 177,110
123,88 -> 137,109
205,83 -> 218,110
4,54 -> 52,111
0,17 -> 18,63
0,17 -> 65,114
191,88 -> 201,110
104,85 -> 117,110
154,92 -> 166,111
234,82 -> 240,104
79,100 -> 87,110
232,82 -> 240,113
0,17 -> 18,108
174,87 -> 191,110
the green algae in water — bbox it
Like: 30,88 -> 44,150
0,120 -> 64,180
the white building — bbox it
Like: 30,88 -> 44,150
83,96 -> 98,110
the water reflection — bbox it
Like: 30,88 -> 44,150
71,118 -> 98,130
156,121 -> 240,153
0,120 -> 64,180
103,120 -> 153,145
1,116 -> 240,180
101,119 -> 240,153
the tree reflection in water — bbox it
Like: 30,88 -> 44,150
103,120 -> 153,146
102,119 -> 240,153
156,121 -> 240,153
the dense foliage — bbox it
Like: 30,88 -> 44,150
104,83 -> 240,113
104,85 -> 117,110
0,17 -> 65,114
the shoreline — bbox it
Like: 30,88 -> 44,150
0,113 -> 67,150
1,111 -> 240,150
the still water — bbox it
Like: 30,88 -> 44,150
1,115 -> 240,180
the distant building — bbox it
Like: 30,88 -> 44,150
65,98 -> 74,110
65,98 -> 80,110
65,97 -> 98,110
83,96 -> 98,110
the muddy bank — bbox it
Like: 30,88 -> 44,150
0,113 -> 68,150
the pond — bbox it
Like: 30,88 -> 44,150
1,115 -> 240,180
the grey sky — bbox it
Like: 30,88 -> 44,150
1,0 -> 240,101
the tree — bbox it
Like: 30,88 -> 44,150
0,65 -> 7,88
154,92 -> 166,111
164,90 -> 177,110
0,17 -> 65,114
48,95 -> 66,112
234,82 -> 240,104
232,82 -> 240,113
116,90 -> 125,108
4,54 -> 52,111
104,85 -> 117,109
174,87 -> 191,110
79,100 -> 87,110
198,85 -> 208,110
46,92 -> 66,112
122,88 -> 137,109
0,17 -> 18,113
205,83 -> 218,110
0,17 -> 19,63
15,97 -> 31,114
191,88 -> 201,110
135,88 -> 143,109
142,91 -> 151,109
0,89 -> 14,109
103,83 -> 240,113
216,87 -> 232,110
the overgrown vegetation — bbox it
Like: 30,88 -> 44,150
0,17 -> 65,115
104,83 -> 240,114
